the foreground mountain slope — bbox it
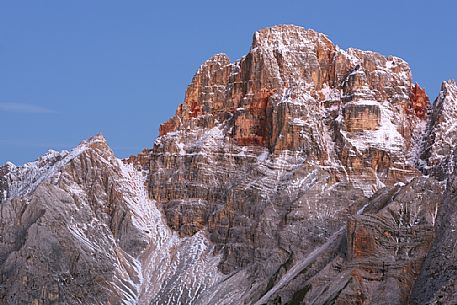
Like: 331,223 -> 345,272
0,136 -> 223,304
0,25 -> 456,305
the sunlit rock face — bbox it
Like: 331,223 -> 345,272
142,25 -> 449,304
158,25 -> 426,197
1,25 -> 457,305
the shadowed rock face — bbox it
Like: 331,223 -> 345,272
0,164 -> 10,203
256,177 -> 444,305
0,136 -> 146,304
419,80 -> 457,180
410,148 -> 457,305
0,136 -> 225,305
0,25 -> 456,305
343,103 -> 381,131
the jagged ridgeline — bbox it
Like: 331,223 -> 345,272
1,25 -> 456,305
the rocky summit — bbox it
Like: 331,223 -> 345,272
1,25 -> 456,305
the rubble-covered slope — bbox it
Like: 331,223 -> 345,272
1,25 -> 457,305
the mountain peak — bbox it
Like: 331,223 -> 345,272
79,132 -> 113,153
159,25 -> 427,195
0,133 -> 114,203
440,79 -> 457,95
251,25 -> 327,50
3,25 -> 457,305
80,132 -> 108,146
419,79 -> 457,178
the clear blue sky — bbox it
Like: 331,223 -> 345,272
0,0 -> 455,164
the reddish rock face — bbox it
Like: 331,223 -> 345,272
138,25 -> 450,304
159,119 -> 178,136
410,83 -> 429,119
123,148 -> 152,170
344,104 -> 381,132
232,88 -> 276,146
347,220 -> 376,258
157,26 -> 428,195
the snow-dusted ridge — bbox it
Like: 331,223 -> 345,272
421,80 -> 457,174
2,132 -> 229,304
2,134 -> 106,201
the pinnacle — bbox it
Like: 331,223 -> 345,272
84,132 -> 107,144
198,53 -> 231,71
76,132 -> 109,149
442,79 -> 457,90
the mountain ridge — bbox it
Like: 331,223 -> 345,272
0,24 -> 456,305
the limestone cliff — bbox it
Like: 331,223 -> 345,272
159,25 -> 425,196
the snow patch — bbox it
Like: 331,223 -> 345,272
290,117 -> 306,126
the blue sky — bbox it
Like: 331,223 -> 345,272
0,0 -> 455,164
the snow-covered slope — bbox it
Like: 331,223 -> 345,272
1,137 -> 93,202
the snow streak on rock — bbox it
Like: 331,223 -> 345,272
117,162 -> 224,305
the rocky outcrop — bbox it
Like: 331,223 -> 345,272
410,83 -> 429,119
258,177 -> 444,305
157,25 -> 426,199
343,103 -> 381,131
419,80 -> 457,179
124,148 -> 152,171
332,178 -> 443,305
